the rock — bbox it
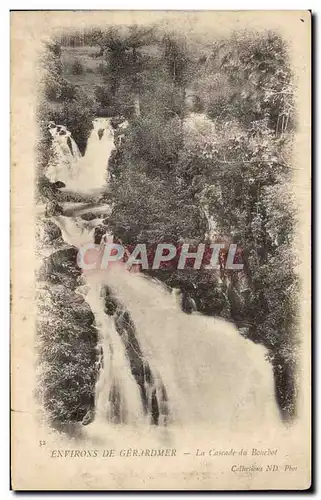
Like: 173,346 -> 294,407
181,294 -> 197,314
38,246 -> 81,288
104,296 -> 118,316
94,224 -> 108,244
38,220 -> 62,244
60,297 -> 95,326
92,212 -> 109,220
52,181 -> 66,189
82,409 -> 95,426
66,136 -> 73,155
76,285 -> 90,297
80,212 -> 97,222
110,116 -> 123,129
45,200 -> 63,217
38,284 -> 95,327
239,327 -> 250,338
97,128 -> 104,140
49,246 -> 79,268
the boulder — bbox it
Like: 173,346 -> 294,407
94,224 -> 108,244
38,220 -> 62,244
38,246 -> 81,288
97,128 -> 104,141
45,200 -> 64,217
52,181 -> 66,189
80,212 -> 97,222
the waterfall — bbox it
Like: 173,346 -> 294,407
46,124 -> 81,184
52,213 -> 170,429
70,137 -> 82,161
79,282 -> 145,424
46,118 -> 114,195
52,214 -> 98,247
43,116 -> 281,437
85,266 -> 280,429
72,117 -> 114,193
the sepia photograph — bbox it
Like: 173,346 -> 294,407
10,10 -> 311,490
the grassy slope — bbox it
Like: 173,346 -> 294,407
61,45 -> 105,97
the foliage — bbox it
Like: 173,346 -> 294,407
36,224 -> 98,423
198,31 -> 294,134
71,59 -> 84,75
94,84 -> 112,110
39,42 -> 96,155
106,30 -> 298,421
37,27 -> 299,423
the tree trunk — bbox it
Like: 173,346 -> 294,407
132,47 -> 141,117
133,94 -> 141,116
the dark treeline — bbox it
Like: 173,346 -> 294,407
37,25 -> 298,425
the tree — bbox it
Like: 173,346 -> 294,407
71,59 -> 84,75
36,228 -> 98,426
38,41 -> 96,157
38,27 -> 299,424
87,25 -> 155,117
197,31 -> 293,134
107,30 -> 298,420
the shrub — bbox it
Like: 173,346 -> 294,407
71,59 -> 84,75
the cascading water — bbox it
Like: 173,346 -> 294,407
45,116 -> 281,440
52,214 -> 98,247
46,124 -> 82,184
87,266 -> 280,429
81,284 -> 145,424
70,136 -> 82,161
74,118 -> 114,192
53,211 -> 170,429
46,118 -> 114,194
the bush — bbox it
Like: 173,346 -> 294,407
71,59 -> 84,75
37,244 -> 98,424
94,85 -> 111,109
39,42 -> 96,156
